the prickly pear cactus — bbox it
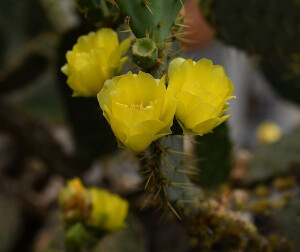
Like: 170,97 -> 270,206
260,55 -> 300,104
199,0 -> 300,56
144,136 -> 199,217
115,0 -> 185,50
194,123 -> 233,188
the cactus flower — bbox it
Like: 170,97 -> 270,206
61,28 -> 131,97
87,188 -> 128,231
58,178 -> 91,222
167,57 -> 234,135
97,71 -> 176,152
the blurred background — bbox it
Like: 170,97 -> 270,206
0,0 -> 300,251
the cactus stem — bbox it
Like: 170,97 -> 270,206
142,137 -> 199,217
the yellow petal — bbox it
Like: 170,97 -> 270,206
168,57 -> 185,79
215,114 -> 231,127
95,28 -> 119,51
109,115 -> 130,145
109,37 -> 131,66
61,64 -> 69,75
181,101 -> 217,129
126,134 -> 154,152
192,118 -> 220,135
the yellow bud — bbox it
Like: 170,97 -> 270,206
256,121 -> 282,145
167,57 -> 235,135
97,71 -> 176,152
58,178 -> 91,222
87,188 -> 128,232
61,28 -> 131,97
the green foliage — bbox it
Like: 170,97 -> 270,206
245,125 -> 300,184
194,123 -> 232,188
115,0 -> 185,50
199,0 -> 300,104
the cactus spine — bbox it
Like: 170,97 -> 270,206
144,136 -> 199,218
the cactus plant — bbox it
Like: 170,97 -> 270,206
194,123 -> 233,188
132,38 -> 158,69
199,0 -> 300,56
260,55 -> 300,104
144,136 -> 199,217
115,0 -> 185,50
199,0 -> 300,104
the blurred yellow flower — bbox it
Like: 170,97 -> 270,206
87,188 -> 128,231
256,121 -> 281,145
97,72 -> 176,152
61,28 -> 131,97
167,57 -> 234,135
58,178 -> 91,222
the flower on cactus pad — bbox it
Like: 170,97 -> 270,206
61,28 -> 131,97
87,188 -> 129,231
97,71 -> 176,152
167,57 -> 235,135
59,178 -> 129,233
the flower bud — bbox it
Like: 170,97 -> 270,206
132,38 -> 158,69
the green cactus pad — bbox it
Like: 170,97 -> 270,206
194,123 -> 232,188
199,0 -> 300,56
132,38 -> 158,68
115,0 -> 185,50
261,55 -> 300,104
146,136 -> 199,217
76,0 -> 117,21
199,0 -> 300,104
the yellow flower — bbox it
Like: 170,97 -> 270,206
61,28 -> 131,97
97,72 -> 176,152
167,57 -> 234,135
87,188 -> 128,231
256,121 -> 281,145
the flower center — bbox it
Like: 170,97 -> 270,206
130,103 -> 145,111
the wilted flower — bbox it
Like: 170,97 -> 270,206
167,57 -> 234,135
87,188 -> 128,231
61,28 -> 131,97
97,71 -> 176,152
